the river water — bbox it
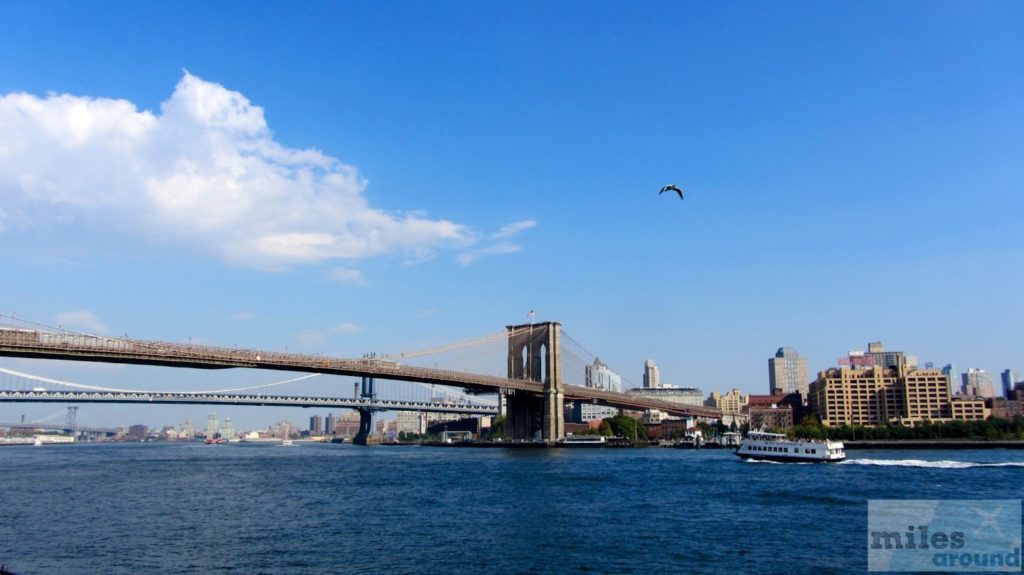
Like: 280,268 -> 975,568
1,443 -> 1022,574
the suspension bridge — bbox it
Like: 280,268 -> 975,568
0,314 -> 721,443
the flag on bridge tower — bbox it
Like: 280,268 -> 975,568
528,310 -> 535,324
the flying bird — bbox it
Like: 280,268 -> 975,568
659,184 -> 684,200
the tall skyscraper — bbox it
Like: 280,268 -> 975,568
942,364 -> 958,394
309,415 -> 324,435
206,412 -> 219,438
221,417 -> 236,440
769,347 -> 808,397
962,368 -> 995,398
586,358 -> 622,392
1002,369 -> 1019,398
643,359 -> 660,389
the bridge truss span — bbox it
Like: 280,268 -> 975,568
0,389 -> 498,415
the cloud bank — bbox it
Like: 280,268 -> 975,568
0,73 -> 530,270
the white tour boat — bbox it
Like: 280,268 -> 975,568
557,435 -> 607,447
734,431 -> 845,463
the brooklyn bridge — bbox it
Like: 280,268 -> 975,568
0,316 -> 720,444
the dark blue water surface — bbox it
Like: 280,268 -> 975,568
1,443 -> 1022,574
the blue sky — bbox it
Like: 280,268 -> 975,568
1,2 -> 1021,429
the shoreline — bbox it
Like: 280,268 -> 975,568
844,440 -> 1024,450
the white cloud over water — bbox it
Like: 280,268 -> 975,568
0,73 -> 530,270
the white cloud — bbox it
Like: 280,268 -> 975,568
0,73 -> 476,270
327,267 -> 367,286
231,312 -> 255,321
491,219 -> 536,240
55,310 -> 107,334
332,322 -> 361,334
458,242 -> 522,266
457,219 -> 536,266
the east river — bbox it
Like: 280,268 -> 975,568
1,442 -> 1022,574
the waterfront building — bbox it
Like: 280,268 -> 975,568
127,424 -> 148,441
810,367 -> 901,426
334,411 -> 362,437
746,394 -> 801,430
989,397 -> 1024,419
178,419 -> 195,440
325,413 -> 337,436
809,362 -> 979,427
569,402 -> 619,423
769,347 -> 808,397
903,369 -> 952,421
1001,369 -> 1018,398
626,386 -> 704,424
961,368 -> 995,398
586,358 -> 622,392
426,417 -> 480,437
643,359 -> 660,389
627,386 -> 704,407
949,397 -> 988,420
395,411 -> 426,435
309,415 -> 323,435
748,405 -> 793,432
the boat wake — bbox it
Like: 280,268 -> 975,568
842,459 -> 1024,469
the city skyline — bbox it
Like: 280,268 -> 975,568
1,3 -> 1021,428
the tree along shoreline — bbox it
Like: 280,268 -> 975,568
790,415 -> 1024,442
843,439 -> 1024,449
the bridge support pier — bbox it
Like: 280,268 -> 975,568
503,322 -> 563,443
352,408 -> 374,445
352,375 -> 376,445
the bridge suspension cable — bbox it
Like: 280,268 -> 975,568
559,329 -> 639,389
378,325 -> 534,360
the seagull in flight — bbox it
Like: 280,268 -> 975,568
659,184 -> 684,200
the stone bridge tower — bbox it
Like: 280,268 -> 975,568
502,321 -> 564,442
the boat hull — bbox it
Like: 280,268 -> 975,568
735,451 -> 845,463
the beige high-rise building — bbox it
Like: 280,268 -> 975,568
810,366 -> 902,426
810,364 -> 971,427
903,369 -> 951,421
643,359 -> 660,389
769,347 -> 808,398
706,389 -> 749,414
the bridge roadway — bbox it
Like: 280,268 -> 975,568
0,390 -> 498,414
0,328 -> 722,419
